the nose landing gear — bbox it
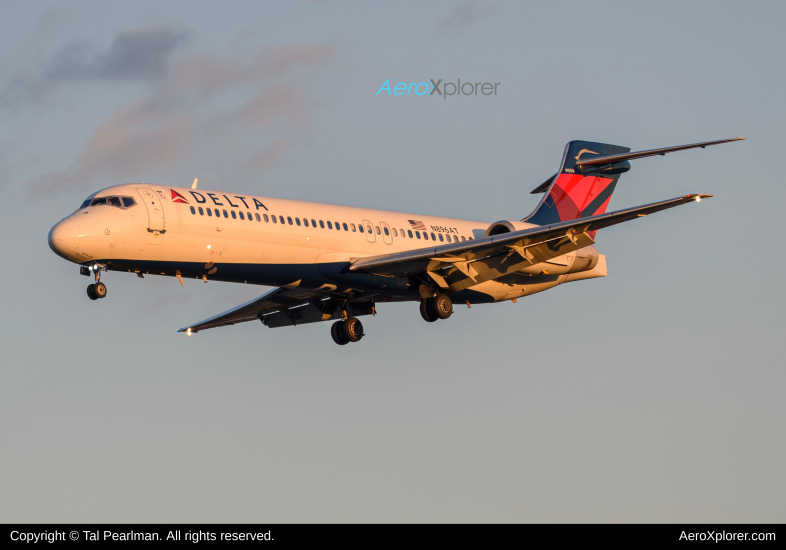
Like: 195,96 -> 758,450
84,263 -> 108,300
87,281 -> 107,300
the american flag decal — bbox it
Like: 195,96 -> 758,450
408,219 -> 426,231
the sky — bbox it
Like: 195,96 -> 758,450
0,0 -> 784,522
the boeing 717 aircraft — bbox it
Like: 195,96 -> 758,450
48,138 -> 742,344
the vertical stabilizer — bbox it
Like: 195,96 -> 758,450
525,141 -> 631,226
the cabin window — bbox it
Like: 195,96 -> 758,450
358,224 -> 364,233
335,222 -> 340,230
287,216 -> 293,225
231,211 -> 237,219
430,232 -> 435,240
438,233 -> 444,242
454,235 -> 459,243
392,228 -> 397,237
461,236 -> 466,241
319,220 -> 325,228
271,215 -> 277,223
343,223 -> 348,231
375,226 -> 380,235
408,230 -> 413,238
295,218 -> 301,226
207,208 -> 213,217
383,227 -> 389,236
350,223 -> 356,232
279,216 -> 285,224
198,207 -> 204,215
366,225 -> 372,233
415,231 -> 421,239
256,213 -> 261,222
327,221 -> 332,229
423,232 -> 428,240
303,219 -> 309,227
239,211 -> 244,220
190,206 -> 195,215
221,210 -> 227,218
311,219 -> 316,227
247,212 -> 252,221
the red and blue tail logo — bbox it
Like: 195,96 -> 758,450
525,140 -> 630,228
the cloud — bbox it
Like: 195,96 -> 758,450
0,27 -> 188,106
439,1 -> 493,30
23,41 -> 334,196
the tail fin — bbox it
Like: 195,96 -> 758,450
524,140 -> 631,226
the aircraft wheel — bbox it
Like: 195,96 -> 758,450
432,293 -> 453,319
331,321 -> 350,345
342,317 -> 364,343
87,284 -> 98,300
94,281 -> 107,299
420,299 -> 437,322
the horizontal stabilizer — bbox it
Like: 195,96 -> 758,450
531,174 -> 556,194
574,137 -> 745,168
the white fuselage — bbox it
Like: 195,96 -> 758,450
48,183 -> 605,304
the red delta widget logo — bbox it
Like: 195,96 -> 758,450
376,79 -> 500,98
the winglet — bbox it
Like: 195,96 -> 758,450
192,178 -> 198,189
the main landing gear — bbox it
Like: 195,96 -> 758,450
420,293 -> 453,322
330,317 -> 364,345
84,262 -> 108,300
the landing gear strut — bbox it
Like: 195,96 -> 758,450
420,293 -> 453,322
330,317 -> 364,345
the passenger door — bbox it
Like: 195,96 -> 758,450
379,221 -> 393,245
362,219 -> 375,243
135,187 -> 166,232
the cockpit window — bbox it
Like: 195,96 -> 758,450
82,195 -> 137,210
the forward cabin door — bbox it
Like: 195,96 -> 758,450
136,188 -> 166,232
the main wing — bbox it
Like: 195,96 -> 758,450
349,194 -> 711,285
179,287 -> 316,333
179,286 -> 375,334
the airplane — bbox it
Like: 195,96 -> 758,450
48,137 -> 743,345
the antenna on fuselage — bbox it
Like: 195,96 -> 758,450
192,178 -> 198,189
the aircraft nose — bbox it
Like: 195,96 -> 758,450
48,219 -> 81,259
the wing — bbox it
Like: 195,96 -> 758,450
349,194 -> 711,287
179,286 -> 375,333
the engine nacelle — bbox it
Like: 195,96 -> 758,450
484,220 -> 537,237
516,245 -> 600,276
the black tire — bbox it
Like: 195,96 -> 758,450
432,293 -> 453,319
331,321 -> 350,345
342,317 -> 364,342
87,284 -> 98,300
420,299 -> 437,322
94,281 -> 107,299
